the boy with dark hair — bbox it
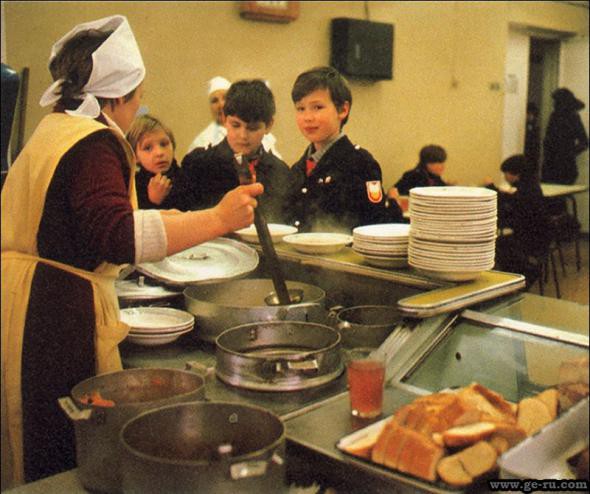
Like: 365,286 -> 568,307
487,154 -> 549,288
390,144 -> 448,196
284,66 -> 402,233
182,79 -> 290,222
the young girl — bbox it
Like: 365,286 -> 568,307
126,114 -> 190,210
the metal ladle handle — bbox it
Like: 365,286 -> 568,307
238,164 -> 291,305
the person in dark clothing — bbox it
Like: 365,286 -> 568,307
284,66 -> 403,233
524,102 -> 541,178
127,114 -> 191,210
182,79 -> 290,223
541,88 -> 588,185
390,145 -> 448,196
490,154 -> 549,288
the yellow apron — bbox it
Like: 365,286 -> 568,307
1,113 -> 137,488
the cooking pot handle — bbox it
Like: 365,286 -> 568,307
229,452 -> 284,480
327,305 -> 345,325
281,302 -> 322,321
262,358 -> 319,376
58,397 -> 93,421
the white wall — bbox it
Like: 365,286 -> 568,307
560,35 -> 589,233
502,28 -> 530,166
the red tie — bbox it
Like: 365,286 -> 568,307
306,158 -> 316,177
248,158 -> 259,183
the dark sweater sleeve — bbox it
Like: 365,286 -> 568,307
38,130 -> 135,269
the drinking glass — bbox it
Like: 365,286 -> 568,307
347,349 -> 386,418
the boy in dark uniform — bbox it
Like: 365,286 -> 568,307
284,66 -> 402,233
390,144 -> 448,196
181,79 -> 290,223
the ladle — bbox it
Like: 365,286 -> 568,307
264,288 -> 304,307
238,159 -> 291,305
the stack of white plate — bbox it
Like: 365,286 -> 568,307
120,307 -> 195,346
352,223 -> 410,268
408,186 -> 497,281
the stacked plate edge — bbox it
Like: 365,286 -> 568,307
120,307 -> 195,346
408,186 -> 497,281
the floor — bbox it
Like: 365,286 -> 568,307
527,235 -> 589,305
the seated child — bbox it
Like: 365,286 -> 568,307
488,154 -> 549,288
390,145 -> 447,196
284,66 -> 402,233
126,114 -> 191,210
181,79 -> 290,223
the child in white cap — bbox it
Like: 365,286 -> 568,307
187,75 -> 282,158
1,15 -> 262,488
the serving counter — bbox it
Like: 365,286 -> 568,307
7,245 -> 588,493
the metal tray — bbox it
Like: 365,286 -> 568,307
135,237 -> 259,286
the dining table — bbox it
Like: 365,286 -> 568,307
540,182 -> 588,271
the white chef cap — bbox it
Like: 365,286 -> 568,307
207,76 -> 231,96
39,15 -> 145,118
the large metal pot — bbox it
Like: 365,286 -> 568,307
328,305 -> 402,348
184,278 -> 326,343
59,368 -> 205,493
215,321 -> 343,391
119,402 -> 286,494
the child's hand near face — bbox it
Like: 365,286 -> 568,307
147,173 -> 172,205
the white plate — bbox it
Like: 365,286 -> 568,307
409,186 -> 497,200
126,327 -> 193,346
235,224 -> 298,244
120,307 -> 194,330
361,256 -> 408,269
352,223 -> 411,240
282,233 -> 353,254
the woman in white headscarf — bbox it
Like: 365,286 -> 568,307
187,75 -> 282,158
1,15 -> 262,488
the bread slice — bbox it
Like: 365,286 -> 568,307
437,454 -> 473,487
371,419 -> 396,464
383,420 -> 410,470
458,383 -> 516,424
458,440 -> 498,477
517,397 -> 553,436
488,435 -> 510,454
442,422 -> 497,447
437,440 -> 497,487
537,388 -> 559,420
344,426 -> 383,459
395,427 -> 445,482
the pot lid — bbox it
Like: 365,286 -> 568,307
135,237 -> 259,285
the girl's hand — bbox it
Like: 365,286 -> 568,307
148,173 -> 172,205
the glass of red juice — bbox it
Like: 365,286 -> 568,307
347,349 -> 385,418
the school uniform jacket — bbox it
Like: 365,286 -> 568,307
394,165 -> 447,195
285,136 -> 403,233
181,138 -> 290,223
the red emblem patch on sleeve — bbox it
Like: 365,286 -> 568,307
366,181 -> 383,203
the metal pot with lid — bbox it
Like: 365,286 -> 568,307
119,401 -> 286,494
215,321 -> 344,391
59,368 -> 205,493
184,278 -> 327,343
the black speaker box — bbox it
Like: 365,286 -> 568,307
330,18 -> 394,80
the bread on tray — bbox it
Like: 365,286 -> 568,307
343,382 -> 564,487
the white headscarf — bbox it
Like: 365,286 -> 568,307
207,76 -> 231,96
39,15 -> 145,118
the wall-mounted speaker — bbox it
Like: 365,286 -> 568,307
330,18 -> 394,81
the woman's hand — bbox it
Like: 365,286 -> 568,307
213,183 -> 264,233
387,186 -> 399,200
147,173 -> 172,205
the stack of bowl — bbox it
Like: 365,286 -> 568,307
120,307 -> 195,346
352,223 -> 410,268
